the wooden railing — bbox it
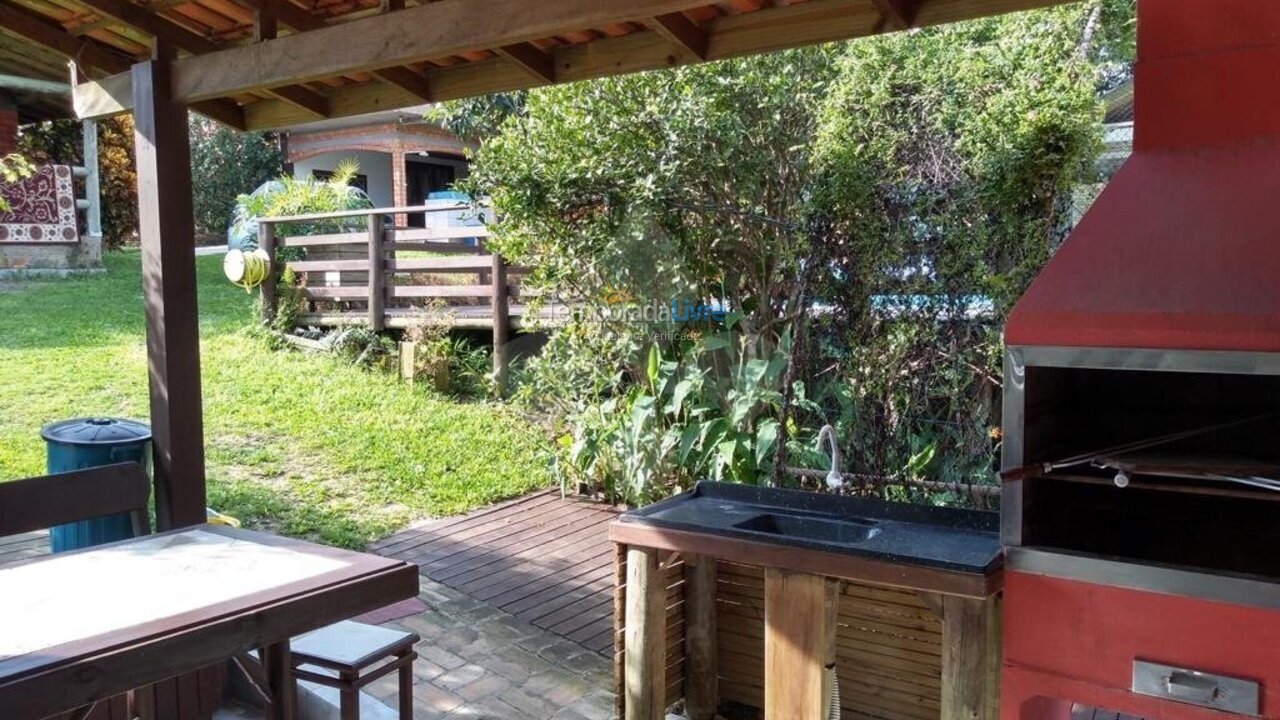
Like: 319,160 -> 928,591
255,204 -> 550,389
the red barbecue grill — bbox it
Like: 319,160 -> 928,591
999,1 -> 1280,718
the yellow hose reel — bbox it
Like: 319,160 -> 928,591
223,248 -> 271,292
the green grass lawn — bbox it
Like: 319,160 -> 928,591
0,251 -> 551,547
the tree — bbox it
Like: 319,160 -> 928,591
189,117 -> 282,239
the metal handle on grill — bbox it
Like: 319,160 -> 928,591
1165,672 -> 1221,704
1133,660 -> 1258,715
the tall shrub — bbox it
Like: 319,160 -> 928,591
805,6 -> 1105,494
463,2 -> 1127,504
189,117 -> 282,239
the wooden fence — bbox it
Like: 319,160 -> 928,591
255,204 -> 557,389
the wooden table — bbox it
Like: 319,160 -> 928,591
0,525 -> 418,720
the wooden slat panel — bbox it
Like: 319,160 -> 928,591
392,226 -> 492,241
286,259 -> 367,272
279,232 -> 366,247
388,257 -> 494,271
390,285 -> 493,299
712,560 -> 944,720
302,286 -> 369,299
387,242 -> 486,255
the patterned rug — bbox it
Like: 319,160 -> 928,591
0,165 -> 79,243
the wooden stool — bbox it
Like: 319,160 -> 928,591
290,620 -> 419,720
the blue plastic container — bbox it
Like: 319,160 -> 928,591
41,417 -> 151,553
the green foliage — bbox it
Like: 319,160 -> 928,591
332,327 -> 399,371
802,4 -> 1104,494
18,117 -> 137,249
426,92 -> 526,143
235,158 -> 372,240
473,4 -> 1122,505
267,266 -> 305,334
471,49 -> 841,451
189,116 -> 282,238
556,330 -> 795,505
0,153 -> 35,212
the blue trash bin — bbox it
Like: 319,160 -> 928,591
41,417 -> 152,553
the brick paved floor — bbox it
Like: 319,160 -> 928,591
363,576 -> 616,720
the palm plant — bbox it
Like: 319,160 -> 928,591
232,157 -> 374,243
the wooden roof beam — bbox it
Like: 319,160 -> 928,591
493,43 -> 555,84
266,84 -> 327,118
870,0 -> 918,30
192,98 -> 246,128
0,2 -> 131,75
72,0 -> 1073,129
75,0 -> 220,55
648,12 -> 708,60
372,66 -> 433,101
234,0 -> 323,32
77,0 -> 317,123
252,6 -> 276,42
170,0 -> 715,101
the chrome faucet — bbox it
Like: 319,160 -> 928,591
816,424 -> 844,490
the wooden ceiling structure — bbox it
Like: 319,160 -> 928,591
0,0 -> 1070,131
0,0 -> 1070,532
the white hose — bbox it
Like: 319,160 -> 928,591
223,248 -> 271,293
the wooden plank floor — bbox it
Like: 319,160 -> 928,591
370,490 -> 621,655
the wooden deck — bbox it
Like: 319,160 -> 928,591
370,490 -> 620,655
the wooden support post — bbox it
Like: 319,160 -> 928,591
941,594 -> 1000,720
764,569 -> 837,720
490,253 -> 509,395
258,220 -> 276,324
132,50 -> 206,530
82,119 -> 101,237
683,555 -> 718,720
262,641 -> 295,720
367,213 -> 385,331
624,546 -> 666,720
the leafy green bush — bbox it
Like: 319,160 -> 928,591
234,158 -> 372,243
555,325 -> 801,505
0,153 -> 35,212
189,117 -> 282,238
332,327 -> 398,371
464,3 -> 1128,505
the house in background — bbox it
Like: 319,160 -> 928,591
282,105 -> 474,227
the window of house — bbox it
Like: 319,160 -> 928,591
312,169 -> 369,192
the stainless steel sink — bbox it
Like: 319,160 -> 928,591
734,512 -> 880,545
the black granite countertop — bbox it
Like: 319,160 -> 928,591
617,481 -> 1001,575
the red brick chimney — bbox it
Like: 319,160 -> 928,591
0,91 -> 17,156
